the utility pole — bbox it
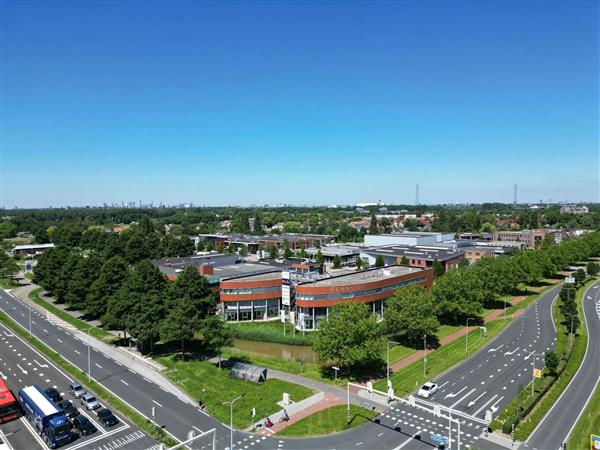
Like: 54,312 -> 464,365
423,334 -> 427,377
222,395 -> 242,450
415,184 -> 420,206
465,318 -> 475,355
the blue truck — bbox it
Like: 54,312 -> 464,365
18,385 -> 72,448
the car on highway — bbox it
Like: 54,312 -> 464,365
68,382 -> 85,399
417,382 -> 439,398
72,415 -> 97,436
44,387 -> 61,403
80,393 -> 100,411
96,408 -> 119,427
57,400 -> 79,419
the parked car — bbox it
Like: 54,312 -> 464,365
80,393 -> 100,411
68,382 -> 85,399
417,382 -> 439,398
44,387 -> 61,403
96,409 -> 119,427
57,400 -> 79,419
72,415 -> 97,436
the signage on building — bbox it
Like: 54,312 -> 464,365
282,271 -> 291,306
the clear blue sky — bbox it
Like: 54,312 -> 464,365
2,0 -> 598,208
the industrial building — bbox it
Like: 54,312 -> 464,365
360,245 -> 464,272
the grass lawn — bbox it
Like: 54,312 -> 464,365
230,320 -> 315,346
568,378 -> 600,449
375,318 -> 510,395
28,288 -> 113,342
436,324 -> 462,340
157,355 -> 315,429
276,405 -> 377,437
0,277 -> 19,289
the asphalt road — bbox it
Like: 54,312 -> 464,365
0,320 -> 158,450
523,279 -> 600,450
0,283 -> 562,450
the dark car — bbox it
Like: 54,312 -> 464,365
72,415 -> 97,436
45,387 -> 61,403
97,408 -> 119,427
57,400 -> 79,419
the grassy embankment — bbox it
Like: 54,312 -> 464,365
28,288 -> 113,342
0,310 -> 177,446
230,320 -> 315,346
157,355 -> 315,429
276,405 -> 377,437
568,378 -> 600,448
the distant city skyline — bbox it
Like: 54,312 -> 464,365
2,1 -> 598,208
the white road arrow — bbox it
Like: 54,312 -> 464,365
16,364 -> 27,375
488,345 -> 504,353
524,350 -> 535,361
504,347 -> 519,356
445,386 -> 467,399
0,372 -> 7,380
467,391 -> 487,407
34,360 -> 48,369
490,396 -> 504,413
450,388 -> 476,409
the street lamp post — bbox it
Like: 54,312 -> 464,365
423,334 -> 427,377
531,352 -> 545,396
222,395 -> 242,450
564,312 -> 576,348
386,340 -> 401,385
28,306 -> 32,337
465,318 -> 475,355
85,326 -> 98,382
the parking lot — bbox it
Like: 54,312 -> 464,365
0,321 -> 157,450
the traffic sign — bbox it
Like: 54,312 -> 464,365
485,410 -> 493,423
408,395 -> 415,407
592,434 -> 600,450
433,404 -> 441,417
533,368 -> 542,378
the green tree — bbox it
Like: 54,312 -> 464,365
400,256 -> 409,266
0,221 -> 17,240
160,297 -> 200,358
206,241 -> 215,252
166,266 -> 215,320
33,247 -> 69,294
375,255 -> 385,268
368,214 -> 378,235
65,255 -> 103,310
196,240 -> 206,252
574,268 -> 586,286
313,303 -> 385,372
332,254 -> 342,269
239,245 -> 248,257
268,242 -> 279,259
0,254 -> 19,285
253,213 -> 263,234
458,258 -> 470,269
228,243 -> 236,254
480,222 -> 496,233
355,257 -> 364,270
315,250 -> 325,264
384,285 -> 440,347
432,260 -> 445,277
54,253 -> 83,303
432,268 -> 485,324
216,242 -> 224,253
544,351 -> 559,374
587,261 -> 599,276
85,256 -> 128,319
201,315 -> 233,369
283,239 -> 293,258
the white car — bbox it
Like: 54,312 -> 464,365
417,382 -> 439,398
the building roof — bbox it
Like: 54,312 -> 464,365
12,243 -> 55,251
215,263 -> 283,280
306,246 -> 359,257
299,265 -> 424,287
363,244 -> 463,262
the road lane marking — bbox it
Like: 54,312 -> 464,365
467,391 -> 486,407
120,379 -> 129,386
488,345 -> 504,352
473,394 -> 498,416
449,388 -> 476,409
445,386 -> 467,399
504,347 -> 519,356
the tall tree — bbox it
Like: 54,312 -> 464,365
315,250 -> 325,264
283,239 -> 293,258
332,254 -> 342,269
432,260 -> 445,277
375,255 -> 385,268
253,213 -> 263,234
65,255 -> 103,310
432,268 -> 485,324
268,242 -> 279,259
166,266 -> 215,320
86,256 -> 128,319
368,214 -> 379,235
160,297 -> 200,358
201,315 -> 233,369
384,285 -> 440,347
313,303 -> 385,372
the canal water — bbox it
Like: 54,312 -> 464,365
229,339 -> 317,363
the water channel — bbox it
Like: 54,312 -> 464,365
229,339 -> 317,363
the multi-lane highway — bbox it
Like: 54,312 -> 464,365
0,280 -> 574,450
0,319 -> 157,450
523,279 -> 600,450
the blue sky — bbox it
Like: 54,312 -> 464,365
2,0 -> 598,207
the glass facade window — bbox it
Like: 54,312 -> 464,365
222,286 -> 280,295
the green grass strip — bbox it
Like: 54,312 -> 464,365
28,288 -> 113,342
568,377 -> 600,449
157,355 -> 316,429
230,321 -> 315,346
276,405 -> 377,437
0,310 -> 177,447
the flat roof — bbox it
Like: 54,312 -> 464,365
215,263 -> 283,280
13,243 -> 55,251
363,245 -> 463,261
299,265 -> 423,287
222,270 -> 282,282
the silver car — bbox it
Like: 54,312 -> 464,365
80,392 -> 100,410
